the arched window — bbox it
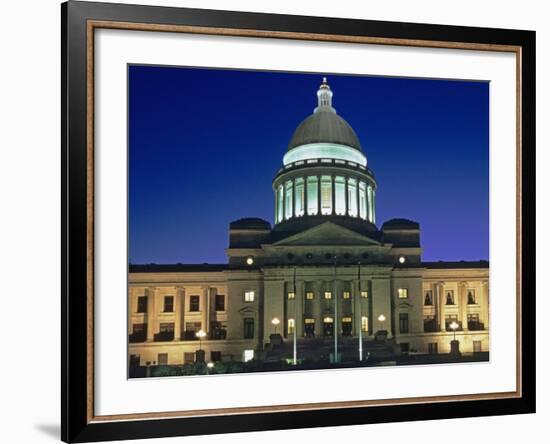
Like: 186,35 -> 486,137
320,176 -> 332,215
348,178 -> 357,217
277,185 -> 284,223
285,180 -> 293,220
367,185 -> 373,222
359,181 -> 367,219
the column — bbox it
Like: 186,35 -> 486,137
317,176 -> 321,215
371,278 -> 392,337
208,287 -> 216,336
313,280 -> 323,337
351,280 -> 358,336
146,287 -> 157,341
201,286 -> 208,333
356,179 -> 360,219
127,287 -> 134,335
345,178 -> 349,216
295,280 -> 304,337
459,282 -> 468,331
174,286 -> 184,341
480,281 -> 489,330
304,176 -> 308,216
292,177 -> 296,218
282,182 -> 286,220
331,175 -> 336,215
438,282 -> 446,332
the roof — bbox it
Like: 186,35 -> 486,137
421,260 -> 489,269
229,218 -> 271,230
382,218 -> 420,230
129,264 -> 228,273
288,108 -> 362,151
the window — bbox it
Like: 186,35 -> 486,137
159,323 -> 174,333
243,349 -> 254,362
321,176 -> 332,215
446,290 -> 455,305
397,288 -> 408,299
189,295 -> 200,312
428,342 -> 438,354
473,340 -> 482,353
399,313 -> 409,333
367,185 -> 374,222
277,185 -> 284,223
129,354 -> 140,367
287,292 -> 295,300
129,323 -> 147,343
288,318 -> 295,334
183,352 -> 195,364
307,176 -> 318,215
467,289 -> 477,304
215,294 -> 225,311
360,290 -> 368,298
324,291 -> 332,299
184,322 -> 201,340
285,180 -> 293,219
334,176 -> 346,215
424,315 -> 437,332
136,295 -> 147,313
295,178 -> 305,217
306,292 -> 314,300
424,290 -> 433,306
342,291 -> 351,299
210,321 -> 227,340
244,290 -> 255,302
243,318 -> 254,339
163,295 -> 174,312
467,313 -> 484,331
304,318 -> 315,337
211,351 -> 222,362
445,315 -> 460,331
348,178 -> 358,216
157,353 -> 168,365
361,316 -> 369,332
359,181 -> 367,219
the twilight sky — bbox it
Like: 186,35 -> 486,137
129,65 -> 489,264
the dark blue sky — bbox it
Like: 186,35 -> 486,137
129,65 -> 489,264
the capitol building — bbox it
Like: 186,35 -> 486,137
128,78 -> 489,371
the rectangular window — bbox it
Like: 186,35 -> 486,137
397,288 -> 408,299
424,290 -> 433,306
348,178 -> 357,216
342,291 -> 351,299
428,342 -> 438,354
467,313 -> 483,330
163,295 -> 174,312
467,289 -> 477,304
129,323 -> 147,343
288,318 -> 295,334
473,340 -> 482,353
183,352 -> 195,364
157,353 -> 168,365
211,351 -> 222,362
189,295 -> 200,312
359,182 -> 367,220
445,315 -> 460,331
334,176 -> 346,215
295,178 -> 305,217
287,292 -> 295,300
361,316 -> 369,332
360,291 -> 368,298
129,354 -> 140,367
399,313 -> 409,333
324,291 -> 332,299
244,290 -> 255,302
136,295 -> 147,313
307,176 -> 318,215
424,315 -> 437,332
306,292 -> 314,300
445,290 -> 455,305
184,321 -> 201,340
159,322 -> 174,333
243,349 -> 254,362
285,180 -> 293,219
243,318 -> 254,339
321,176 -> 332,215
215,294 -> 225,311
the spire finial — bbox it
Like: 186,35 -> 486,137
315,76 -> 335,113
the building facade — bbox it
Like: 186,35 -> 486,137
128,79 -> 489,368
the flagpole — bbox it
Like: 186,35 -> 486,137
293,266 -> 297,365
358,262 -> 363,362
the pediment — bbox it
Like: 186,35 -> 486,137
272,222 -> 381,247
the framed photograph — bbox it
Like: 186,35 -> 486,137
62,1 -> 535,442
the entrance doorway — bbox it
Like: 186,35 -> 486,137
304,319 -> 315,337
323,317 -> 334,336
342,317 -> 352,336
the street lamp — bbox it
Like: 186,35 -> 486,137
377,314 -> 386,331
449,321 -> 459,341
207,361 -> 214,374
195,329 -> 206,351
271,317 -> 280,334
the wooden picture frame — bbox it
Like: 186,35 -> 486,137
62,1 -> 535,442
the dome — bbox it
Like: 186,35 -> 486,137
288,108 -> 362,151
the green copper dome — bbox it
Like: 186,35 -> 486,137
287,77 -> 362,151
